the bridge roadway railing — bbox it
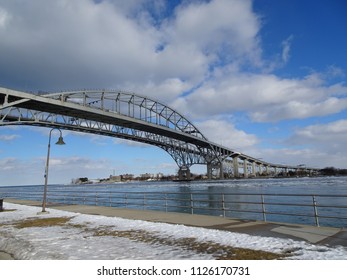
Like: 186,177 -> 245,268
2,187 -> 346,227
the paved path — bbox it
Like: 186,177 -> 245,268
51,204 -> 347,246
1,199 -> 346,260
0,251 -> 14,260
4,199 -> 346,248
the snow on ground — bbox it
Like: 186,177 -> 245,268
1,202 -> 347,260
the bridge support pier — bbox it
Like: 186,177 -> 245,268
259,163 -> 264,176
219,161 -> 224,180
206,161 -> 224,180
243,159 -> 248,178
233,157 -> 239,177
252,162 -> 256,177
207,163 -> 213,180
178,166 -> 191,181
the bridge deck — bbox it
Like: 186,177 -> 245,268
0,87 -> 319,173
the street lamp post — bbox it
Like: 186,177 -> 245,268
42,128 -> 65,212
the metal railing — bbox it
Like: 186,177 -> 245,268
1,188 -> 347,227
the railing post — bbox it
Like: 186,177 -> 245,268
95,192 -> 98,206
125,193 -> 128,208
143,193 -> 146,210
109,191 -> 111,207
165,193 -> 168,212
222,193 -> 226,217
190,193 -> 194,215
261,194 -> 267,222
312,195 -> 320,227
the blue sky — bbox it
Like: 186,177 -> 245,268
1,0 -> 347,185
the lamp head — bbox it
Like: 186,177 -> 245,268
55,136 -> 65,145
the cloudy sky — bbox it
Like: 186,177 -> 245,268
1,0 -> 347,185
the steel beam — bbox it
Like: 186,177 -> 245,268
0,87 -> 320,177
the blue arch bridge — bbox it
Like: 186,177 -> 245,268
0,87 -> 318,180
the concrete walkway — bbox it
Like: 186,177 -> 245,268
3,199 -> 347,249
0,251 -> 14,260
51,205 -> 347,247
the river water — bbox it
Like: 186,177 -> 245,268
1,176 -> 347,227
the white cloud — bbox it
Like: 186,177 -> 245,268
0,6 -> 11,29
289,119 -> 347,152
0,155 -> 114,185
258,148 -> 325,168
0,157 -> 43,185
197,118 -> 258,151
48,156 -> 111,170
167,0 -> 261,63
0,0 -> 263,103
0,134 -> 20,141
194,118 -> 344,169
113,138 -> 150,148
127,78 -> 193,103
0,157 -> 18,170
1,0 -> 345,125
173,71 -> 347,122
281,35 -> 293,64
326,65 -> 345,79
0,0 -> 159,90
247,119 -> 347,169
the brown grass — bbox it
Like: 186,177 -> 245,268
93,228 -> 286,260
0,209 -> 17,213
6,218 -> 288,259
13,217 -> 72,229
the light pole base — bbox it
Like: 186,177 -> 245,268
37,211 -> 50,215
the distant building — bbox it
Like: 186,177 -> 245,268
140,173 -> 155,180
109,175 -> 121,182
121,174 -> 134,181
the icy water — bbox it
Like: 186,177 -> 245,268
1,176 -> 347,227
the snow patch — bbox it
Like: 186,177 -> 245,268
1,203 -> 346,260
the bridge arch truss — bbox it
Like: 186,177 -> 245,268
0,87 -> 319,179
